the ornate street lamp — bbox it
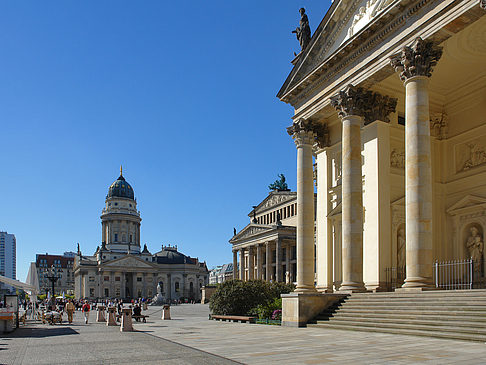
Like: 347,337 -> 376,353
45,265 -> 59,297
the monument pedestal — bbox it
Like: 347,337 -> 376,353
106,307 -> 117,326
162,305 -> 171,320
281,292 -> 347,327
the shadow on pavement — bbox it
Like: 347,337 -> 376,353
0,326 -> 79,339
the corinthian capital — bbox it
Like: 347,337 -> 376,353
365,92 -> 397,124
390,37 -> 443,82
481,0 -> 486,10
287,118 -> 316,147
330,85 -> 371,119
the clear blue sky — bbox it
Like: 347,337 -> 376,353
0,1 -> 332,281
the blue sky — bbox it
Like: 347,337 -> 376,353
0,1 -> 332,281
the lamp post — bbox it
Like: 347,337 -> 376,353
45,265 -> 59,297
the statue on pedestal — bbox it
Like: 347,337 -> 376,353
466,226 -> 484,273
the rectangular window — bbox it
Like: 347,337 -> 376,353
88,276 -> 95,282
137,277 -> 142,282
115,288 -> 121,297
115,276 -> 120,282
398,115 -> 405,126
104,276 -> 110,281
104,288 -> 109,297
114,234 -> 118,242
89,288 -> 95,297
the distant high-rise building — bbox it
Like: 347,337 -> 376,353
0,231 -> 17,294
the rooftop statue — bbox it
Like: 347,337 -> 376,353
292,8 -> 311,53
269,174 -> 290,191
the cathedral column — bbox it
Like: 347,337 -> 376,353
239,248 -> 245,281
331,85 -> 369,292
265,242 -> 271,281
275,238 -> 282,282
232,250 -> 238,279
287,119 -> 316,292
121,272 -> 126,299
391,37 -> 442,289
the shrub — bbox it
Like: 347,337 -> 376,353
209,280 -> 295,316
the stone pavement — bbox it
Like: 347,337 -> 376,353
1,304 -> 486,364
142,304 -> 486,364
0,309 -> 236,365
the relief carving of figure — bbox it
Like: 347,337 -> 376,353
292,8 -> 311,52
390,149 -> 405,168
466,226 -> 484,272
397,228 -> 406,269
463,143 -> 486,171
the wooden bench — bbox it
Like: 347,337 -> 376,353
132,315 -> 149,323
210,314 -> 256,324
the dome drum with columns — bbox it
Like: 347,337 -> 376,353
74,168 -> 208,301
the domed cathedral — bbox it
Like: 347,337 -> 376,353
101,166 -> 141,254
74,168 -> 209,301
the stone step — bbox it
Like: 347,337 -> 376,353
307,322 -> 486,343
319,316 -> 486,332
318,311 -> 486,323
321,308 -> 486,317
344,296 -> 486,303
350,290 -> 486,298
334,304 -> 486,311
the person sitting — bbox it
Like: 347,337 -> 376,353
133,305 -> 142,321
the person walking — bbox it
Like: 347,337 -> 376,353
66,299 -> 75,324
82,301 -> 91,324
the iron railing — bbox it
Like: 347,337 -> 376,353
385,266 -> 406,291
433,258 -> 486,290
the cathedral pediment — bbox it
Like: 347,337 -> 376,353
103,255 -> 156,269
251,192 -> 296,215
447,195 -> 486,215
277,0 -> 397,103
230,224 -> 275,243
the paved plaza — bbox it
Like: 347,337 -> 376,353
2,304 -> 486,364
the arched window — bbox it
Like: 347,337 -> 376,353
175,282 -> 180,292
189,282 -> 194,293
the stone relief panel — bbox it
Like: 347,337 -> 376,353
455,136 -> 486,172
332,151 -> 342,187
430,112 -> 448,140
390,148 -> 405,169
261,194 -> 294,210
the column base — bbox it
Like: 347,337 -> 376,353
281,292 -> 348,327
338,281 -> 367,293
295,285 -> 317,293
401,276 -> 434,290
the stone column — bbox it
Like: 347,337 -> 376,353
265,242 -> 271,281
256,245 -> 262,280
239,248 -> 245,281
331,85 -> 371,292
248,247 -> 255,280
275,238 -> 282,282
232,250 -> 238,279
391,37 -> 442,288
287,119 -> 317,292
285,243 -> 291,283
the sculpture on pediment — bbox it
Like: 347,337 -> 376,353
77,243 -> 81,256
292,8 -> 311,53
466,226 -> 483,272
233,227 -> 237,236
268,174 -> 290,192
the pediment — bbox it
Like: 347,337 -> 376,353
447,195 -> 486,215
251,192 -> 296,215
277,0 -> 396,101
230,224 -> 274,243
103,255 -> 156,269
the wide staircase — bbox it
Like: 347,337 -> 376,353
307,290 -> 486,342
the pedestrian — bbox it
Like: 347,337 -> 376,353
82,300 -> 91,324
66,299 -> 75,324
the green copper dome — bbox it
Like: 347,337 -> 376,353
107,168 -> 134,199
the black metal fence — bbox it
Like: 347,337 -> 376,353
385,266 -> 406,291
